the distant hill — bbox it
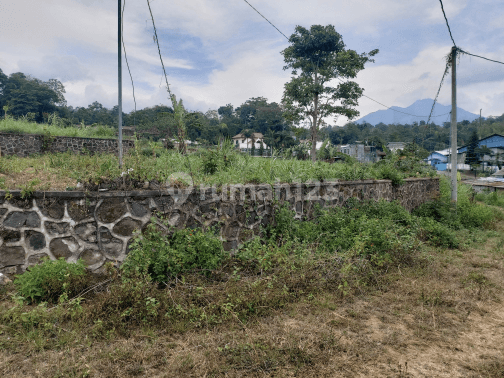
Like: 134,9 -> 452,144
356,99 -> 480,126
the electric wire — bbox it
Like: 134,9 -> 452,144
242,0 -> 450,123
122,0 -> 137,127
426,61 -> 450,126
242,0 -> 289,40
360,92 -> 450,119
146,0 -> 174,101
458,48 -> 504,65
438,0 -> 456,46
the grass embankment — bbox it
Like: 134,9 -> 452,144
0,118 -> 116,139
0,138 -> 435,191
0,179 -> 503,377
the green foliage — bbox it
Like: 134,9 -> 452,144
281,24 -> 378,160
14,258 -> 87,303
413,177 -> 494,231
416,217 -> 459,248
0,118 -> 116,139
262,200 -> 418,269
475,190 -> 504,207
121,220 -> 225,283
200,140 -> 236,175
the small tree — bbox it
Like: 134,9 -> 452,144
281,25 -> 378,162
465,130 -> 479,170
259,141 -> 265,157
242,129 -> 253,154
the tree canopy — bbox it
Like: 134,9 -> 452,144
0,70 -> 65,122
281,24 -> 378,161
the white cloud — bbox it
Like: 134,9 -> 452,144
2,0 -> 504,125
179,41 -> 290,110
18,55 -> 91,82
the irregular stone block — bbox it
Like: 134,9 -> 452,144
113,217 -> 142,237
0,245 -> 25,267
0,208 -> 7,217
4,211 -> 40,228
68,200 -> 95,222
8,198 -> 32,210
98,226 -> 124,258
45,221 -> 70,235
130,201 -> 149,217
25,230 -> 46,250
75,222 -> 97,242
36,199 -> 65,220
0,229 -> 21,243
96,198 -> 127,223
79,249 -> 104,266
186,216 -> 202,230
50,237 -> 79,259
27,253 -> 49,265
223,240 -> 237,251
153,196 -> 174,213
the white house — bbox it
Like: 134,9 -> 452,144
386,142 -> 406,152
232,131 -> 265,153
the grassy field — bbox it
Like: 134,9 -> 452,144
0,118 -> 117,139
0,137 -> 435,191
0,181 -> 503,377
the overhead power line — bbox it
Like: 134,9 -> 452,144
242,0 -> 289,40
122,0 -> 137,127
242,0 -> 450,123
438,0 -> 456,46
458,48 -> 504,65
426,60 -> 451,126
146,0 -> 174,100
360,93 -> 450,119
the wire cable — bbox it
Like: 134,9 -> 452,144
458,48 -> 504,65
361,93 -> 450,119
242,0 -> 451,123
122,0 -> 137,127
146,0 -> 174,101
439,0 -> 456,46
426,61 -> 450,126
242,0 -> 289,40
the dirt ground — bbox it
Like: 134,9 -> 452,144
0,225 -> 503,377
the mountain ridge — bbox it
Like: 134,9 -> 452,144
356,99 -> 480,126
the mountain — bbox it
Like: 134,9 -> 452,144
355,99 -> 480,126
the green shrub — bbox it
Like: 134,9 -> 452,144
268,203 -> 418,266
121,222 -> 226,283
475,190 -> 504,207
416,217 -> 459,248
14,258 -> 87,303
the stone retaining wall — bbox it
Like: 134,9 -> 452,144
0,132 -> 134,157
0,177 -> 439,276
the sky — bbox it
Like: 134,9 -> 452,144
1,0 -> 504,126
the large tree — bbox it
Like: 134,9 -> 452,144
281,25 -> 378,161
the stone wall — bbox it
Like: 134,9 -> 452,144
0,132 -> 134,157
0,177 -> 439,276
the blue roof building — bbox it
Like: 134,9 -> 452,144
458,134 -> 504,154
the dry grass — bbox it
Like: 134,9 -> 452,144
1,222 -> 504,377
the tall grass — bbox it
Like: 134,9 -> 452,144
0,118 -> 116,139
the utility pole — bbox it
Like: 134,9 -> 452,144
118,0 -> 123,167
450,46 -> 457,203
480,109 -> 482,129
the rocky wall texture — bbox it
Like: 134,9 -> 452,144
0,133 -> 134,157
0,177 -> 439,276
